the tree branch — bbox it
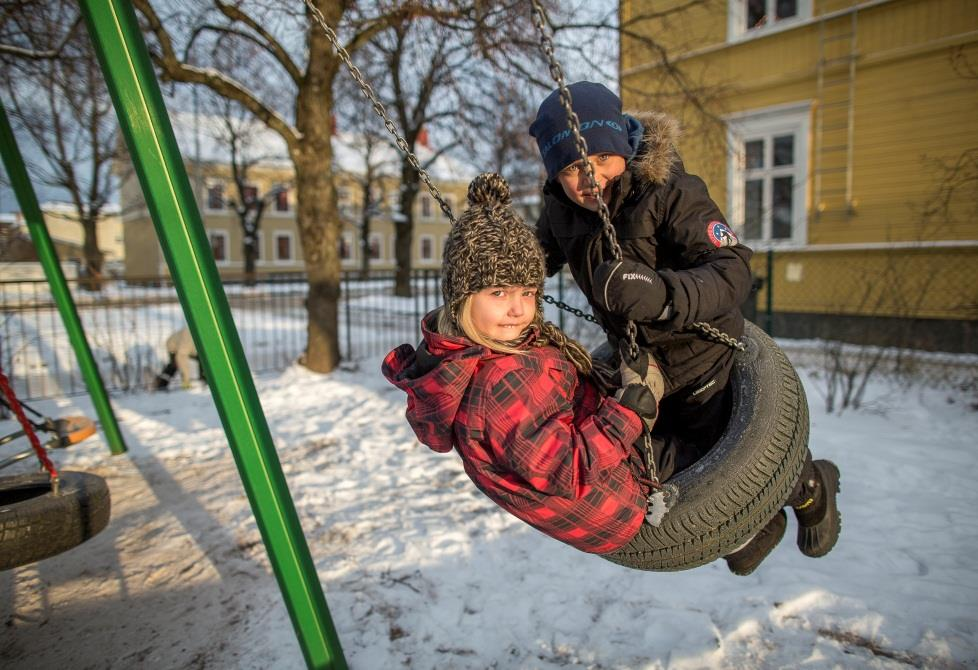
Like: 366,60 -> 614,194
213,0 -> 302,84
133,0 -> 300,153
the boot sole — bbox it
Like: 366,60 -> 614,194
798,460 -> 841,558
726,510 -> 788,576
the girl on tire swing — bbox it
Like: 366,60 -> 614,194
382,173 -> 836,573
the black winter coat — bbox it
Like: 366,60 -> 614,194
536,112 -> 754,396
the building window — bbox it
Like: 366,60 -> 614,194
419,235 -> 434,262
728,0 -> 810,41
206,183 -> 225,210
339,233 -> 353,261
368,233 -> 383,261
420,195 -> 432,219
274,232 -> 294,262
275,188 -> 289,212
241,184 -> 258,206
208,230 -> 229,263
726,103 -> 810,247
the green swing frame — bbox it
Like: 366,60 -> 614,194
1,2 -> 346,668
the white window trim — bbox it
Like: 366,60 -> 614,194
204,181 -> 226,212
273,231 -> 295,265
417,234 -> 435,264
340,231 -> 356,267
419,194 -> 434,220
368,232 -> 384,264
207,229 -> 231,266
727,0 -> 812,43
269,188 -> 291,217
726,101 -> 811,249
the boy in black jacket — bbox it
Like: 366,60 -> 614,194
529,81 -> 840,575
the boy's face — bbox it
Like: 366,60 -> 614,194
556,153 -> 627,211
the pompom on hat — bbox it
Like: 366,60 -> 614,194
441,173 -> 546,325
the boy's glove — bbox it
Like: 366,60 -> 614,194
592,259 -> 669,321
615,384 -> 658,421
618,346 -> 665,404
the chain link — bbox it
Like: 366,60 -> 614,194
689,321 -> 747,352
304,0 -> 744,357
302,0 -> 457,224
529,0 -> 638,358
541,293 -> 598,323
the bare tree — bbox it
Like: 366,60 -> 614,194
132,0 -> 529,372
334,83 -> 397,280
1,0 -> 122,291
202,94 -> 291,286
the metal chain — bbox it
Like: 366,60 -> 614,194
690,321 -> 747,352
541,293 -> 598,323
304,0 -> 743,356
302,0 -> 456,224
528,0 -> 639,359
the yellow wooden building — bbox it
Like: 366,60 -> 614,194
119,117 -> 472,281
620,0 -> 978,352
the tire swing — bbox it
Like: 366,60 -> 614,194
526,1 -> 810,571
304,0 -> 810,571
0,366 -> 110,571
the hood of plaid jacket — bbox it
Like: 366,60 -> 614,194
382,309 -> 519,453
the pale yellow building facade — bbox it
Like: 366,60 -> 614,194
620,0 -> 978,350
120,160 -> 469,280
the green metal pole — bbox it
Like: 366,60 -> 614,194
0,101 -> 127,456
77,3 -> 347,669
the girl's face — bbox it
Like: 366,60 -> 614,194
556,153 -> 627,211
468,286 -> 538,341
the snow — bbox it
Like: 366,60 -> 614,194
2,354 -> 978,669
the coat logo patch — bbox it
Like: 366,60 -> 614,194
707,221 -> 737,248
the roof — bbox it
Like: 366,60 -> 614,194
168,110 -> 477,183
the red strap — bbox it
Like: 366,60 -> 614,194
0,365 -> 59,483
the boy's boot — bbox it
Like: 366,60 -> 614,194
793,459 -> 841,558
724,509 -> 787,576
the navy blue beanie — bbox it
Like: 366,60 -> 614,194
529,81 -> 633,180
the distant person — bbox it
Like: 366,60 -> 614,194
155,327 -> 203,390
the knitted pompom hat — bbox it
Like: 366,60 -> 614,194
442,173 -> 546,326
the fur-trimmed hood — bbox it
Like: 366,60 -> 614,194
625,111 -> 682,186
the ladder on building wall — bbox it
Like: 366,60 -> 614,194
814,9 -> 858,222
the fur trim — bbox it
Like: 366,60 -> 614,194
625,111 -> 682,185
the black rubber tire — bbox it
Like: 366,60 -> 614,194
0,470 -> 111,571
601,321 -> 809,571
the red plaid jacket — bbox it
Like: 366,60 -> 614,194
382,312 -> 647,554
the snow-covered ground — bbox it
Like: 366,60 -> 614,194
2,354 -> 977,669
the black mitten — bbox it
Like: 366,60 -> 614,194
615,384 -> 658,421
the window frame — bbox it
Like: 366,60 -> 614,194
368,232 -> 384,264
206,228 -> 230,266
273,231 -> 295,265
204,181 -> 226,212
727,0 -> 812,42
418,234 -> 435,264
725,102 -> 811,249
339,231 -> 355,266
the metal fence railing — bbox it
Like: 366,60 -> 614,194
2,260 -> 976,403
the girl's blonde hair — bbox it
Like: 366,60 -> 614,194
438,295 -> 593,376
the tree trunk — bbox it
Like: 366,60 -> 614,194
244,242 -> 257,286
294,72 -> 341,372
395,166 -> 418,297
80,215 -> 104,292
359,179 -> 371,280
